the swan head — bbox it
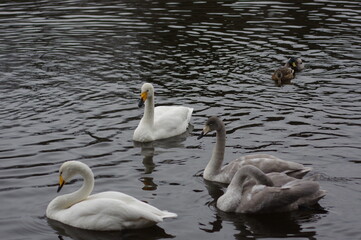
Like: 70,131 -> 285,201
197,116 -> 223,139
285,57 -> 304,72
138,83 -> 155,108
57,161 -> 90,193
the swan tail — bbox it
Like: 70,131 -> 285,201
160,210 -> 178,219
299,189 -> 327,207
187,108 -> 194,122
284,167 -> 312,179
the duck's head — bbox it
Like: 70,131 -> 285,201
138,83 -> 154,108
285,57 -> 304,72
197,116 -> 223,139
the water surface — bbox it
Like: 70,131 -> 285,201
1,0 -> 361,239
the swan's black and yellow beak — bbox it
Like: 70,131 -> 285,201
138,92 -> 148,108
292,62 -> 297,68
197,125 -> 211,140
57,175 -> 65,193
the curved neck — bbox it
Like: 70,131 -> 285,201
229,165 -> 274,189
49,166 -> 94,211
143,96 -> 154,127
205,122 -> 226,176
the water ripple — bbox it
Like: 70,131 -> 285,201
0,0 -> 361,239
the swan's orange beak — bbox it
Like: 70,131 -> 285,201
57,175 -> 65,193
197,125 -> 211,140
138,92 -> 148,108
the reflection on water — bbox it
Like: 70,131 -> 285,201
47,219 -> 174,240
1,0 -> 361,239
221,211 -> 320,239
142,155 -> 156,174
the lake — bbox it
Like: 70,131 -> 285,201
1,0 -> 361,239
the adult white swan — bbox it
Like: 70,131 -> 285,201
198,116 -> 311,184
46,161 -> 177,231
217,165 -> 326,213
133,83 -> 193,142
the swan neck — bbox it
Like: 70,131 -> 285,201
206,123 -> 226,175
229,165 -> 274,189
50,166 -> 94,211
143,96 -> 154,126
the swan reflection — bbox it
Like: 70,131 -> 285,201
47,218 -> 174,240
134,125 -> 193,175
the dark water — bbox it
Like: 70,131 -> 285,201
1,0 -> 361,239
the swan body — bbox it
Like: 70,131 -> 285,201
46,161 -> 177,231
217,165 -> 326,213
133,83 -> 193,142
198,116 -> 311,184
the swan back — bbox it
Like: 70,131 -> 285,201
217,166 -> 326,213
237,154 -> 312,179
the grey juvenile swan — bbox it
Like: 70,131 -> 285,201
217,165 -> 326,213
198,116 -> 311,184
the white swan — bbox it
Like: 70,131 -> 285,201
133,83 -> 193,142
217,165 -> 326,213
46,161 -> 177,231
198,116 -> 311,184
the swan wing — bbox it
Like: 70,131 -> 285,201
237,154 -> 311,178
89,191 -> 177,218
53,197 -> 176,231
153,106 -> 193,139
216,154 -> 308,183
239,180 -> 323,213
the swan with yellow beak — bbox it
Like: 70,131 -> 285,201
133,83 -> 193,142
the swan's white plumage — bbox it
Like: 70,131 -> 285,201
133,83 -> 193,142
216,165 -> 326,213
198,116 -> 311,184
46,161 -> 177,231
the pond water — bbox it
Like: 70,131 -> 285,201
1,0 -> 361,239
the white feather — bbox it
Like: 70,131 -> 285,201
46,161 -> 177,231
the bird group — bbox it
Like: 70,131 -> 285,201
46,81 -> 326,232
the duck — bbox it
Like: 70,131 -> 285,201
46,161 -> 177,231
133,83 -> 193,142
272,57 -> 305,86
271,66 -> 295,86
285,57 -> 305,72
216,165 -> 326,213
197,116 -> 311,184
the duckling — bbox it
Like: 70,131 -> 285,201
272,67 -> 295,86
285,57 -> 305,72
